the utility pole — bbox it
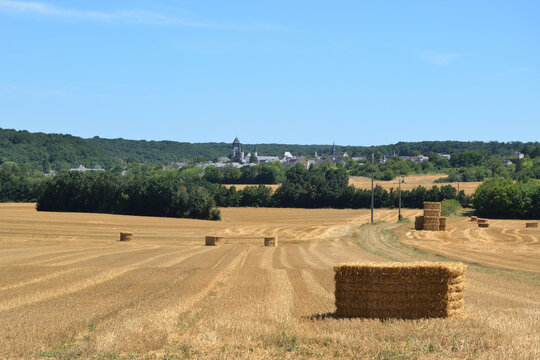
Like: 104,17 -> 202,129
398,175 -> 404,221
371,153 -> 374,224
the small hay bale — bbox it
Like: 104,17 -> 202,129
439,217 -> 447,226
120,232 -> 133,241
415,216 -> 424,230
478,223 -> 489,228
264,236 -> 278,247
334,262 -> 466,319
470,216 -> 478,222
525,222 -> 538,228
205,236 -> 222,246
423,202 -> 442,210
439,225 -> 447,231
424,209 -> 441,217
477,219 -> 488,224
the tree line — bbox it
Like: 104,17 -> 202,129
37,171 -> 221,220
214,164 -> 470,209
2,162 -> 472,220
2,127 -> 538,172
472,178 -> 540,219
5,159 -> 540,222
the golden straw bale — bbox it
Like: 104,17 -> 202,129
423,216 -> 440,224
439,217 -> 447,225
120,232 -> 133,241
334,262 -> 466,277
525,222 -> 538,228
415,216 -> 424,230
334,262 -> 466,319
264,236 -> 278,247
478,223 -> 489,228
423,209 -> 441,217
439,225 -> 447,231
336,307 -> 465,319
477,219 -> 488,224
470,216 -> 478,222
423,202 -> 442,210
205,235 -> 222,246
423,216 -> 440,230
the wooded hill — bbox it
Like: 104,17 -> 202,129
1,128 -> 538,171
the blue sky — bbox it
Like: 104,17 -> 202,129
0,0 -> 538,145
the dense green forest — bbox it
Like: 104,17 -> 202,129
1,128 -> 538,173
37,170 -> 222,220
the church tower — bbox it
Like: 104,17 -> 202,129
253,145 -> 258,158
332,142 -> 336,156
232,137 -> 241,159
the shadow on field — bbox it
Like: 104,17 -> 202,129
306,312 -> 340,320
307,312 -> 407,323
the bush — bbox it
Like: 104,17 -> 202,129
441,199 -> 462,216
472,178 -> 540,219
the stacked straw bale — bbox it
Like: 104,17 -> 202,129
417,202 -> 444,231
439,217 -> 447,231
470,216 -> 478,222
334,262 -> 466,319
415,216 -> 424,230
264,236 -> 278,247
423,217 -> 440,231
525,222 -> 538,228
205,236 -> 222,246
120,232 -> 133,241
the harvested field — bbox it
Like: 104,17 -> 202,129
400,216 -> 540,273
0,203 -> 538,359
225,174 -> 481,195
349,174 -> 481,195
223,184 -> 280,191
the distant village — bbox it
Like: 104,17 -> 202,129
63,137 -> 525,174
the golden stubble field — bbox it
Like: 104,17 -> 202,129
0,203 -> 538,359
225,174 -> 481,195
349,174 -> 481,195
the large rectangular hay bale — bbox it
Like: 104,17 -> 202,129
478,223 -> 489,228
264,236 -> 278,247
470,216 -> 478,222
334,262 -> 466,319
525,222 -> 538,228
424,224 -> 440,231
205,235 -> 222,246
120,232 -> 133,241
423,216 -> 440,224
477,219 -> 488,224
415,216 -> 424,230
424,209 -> 441,217
423,202 -> 442,210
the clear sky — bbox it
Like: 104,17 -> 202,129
0,0 -> 539,145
